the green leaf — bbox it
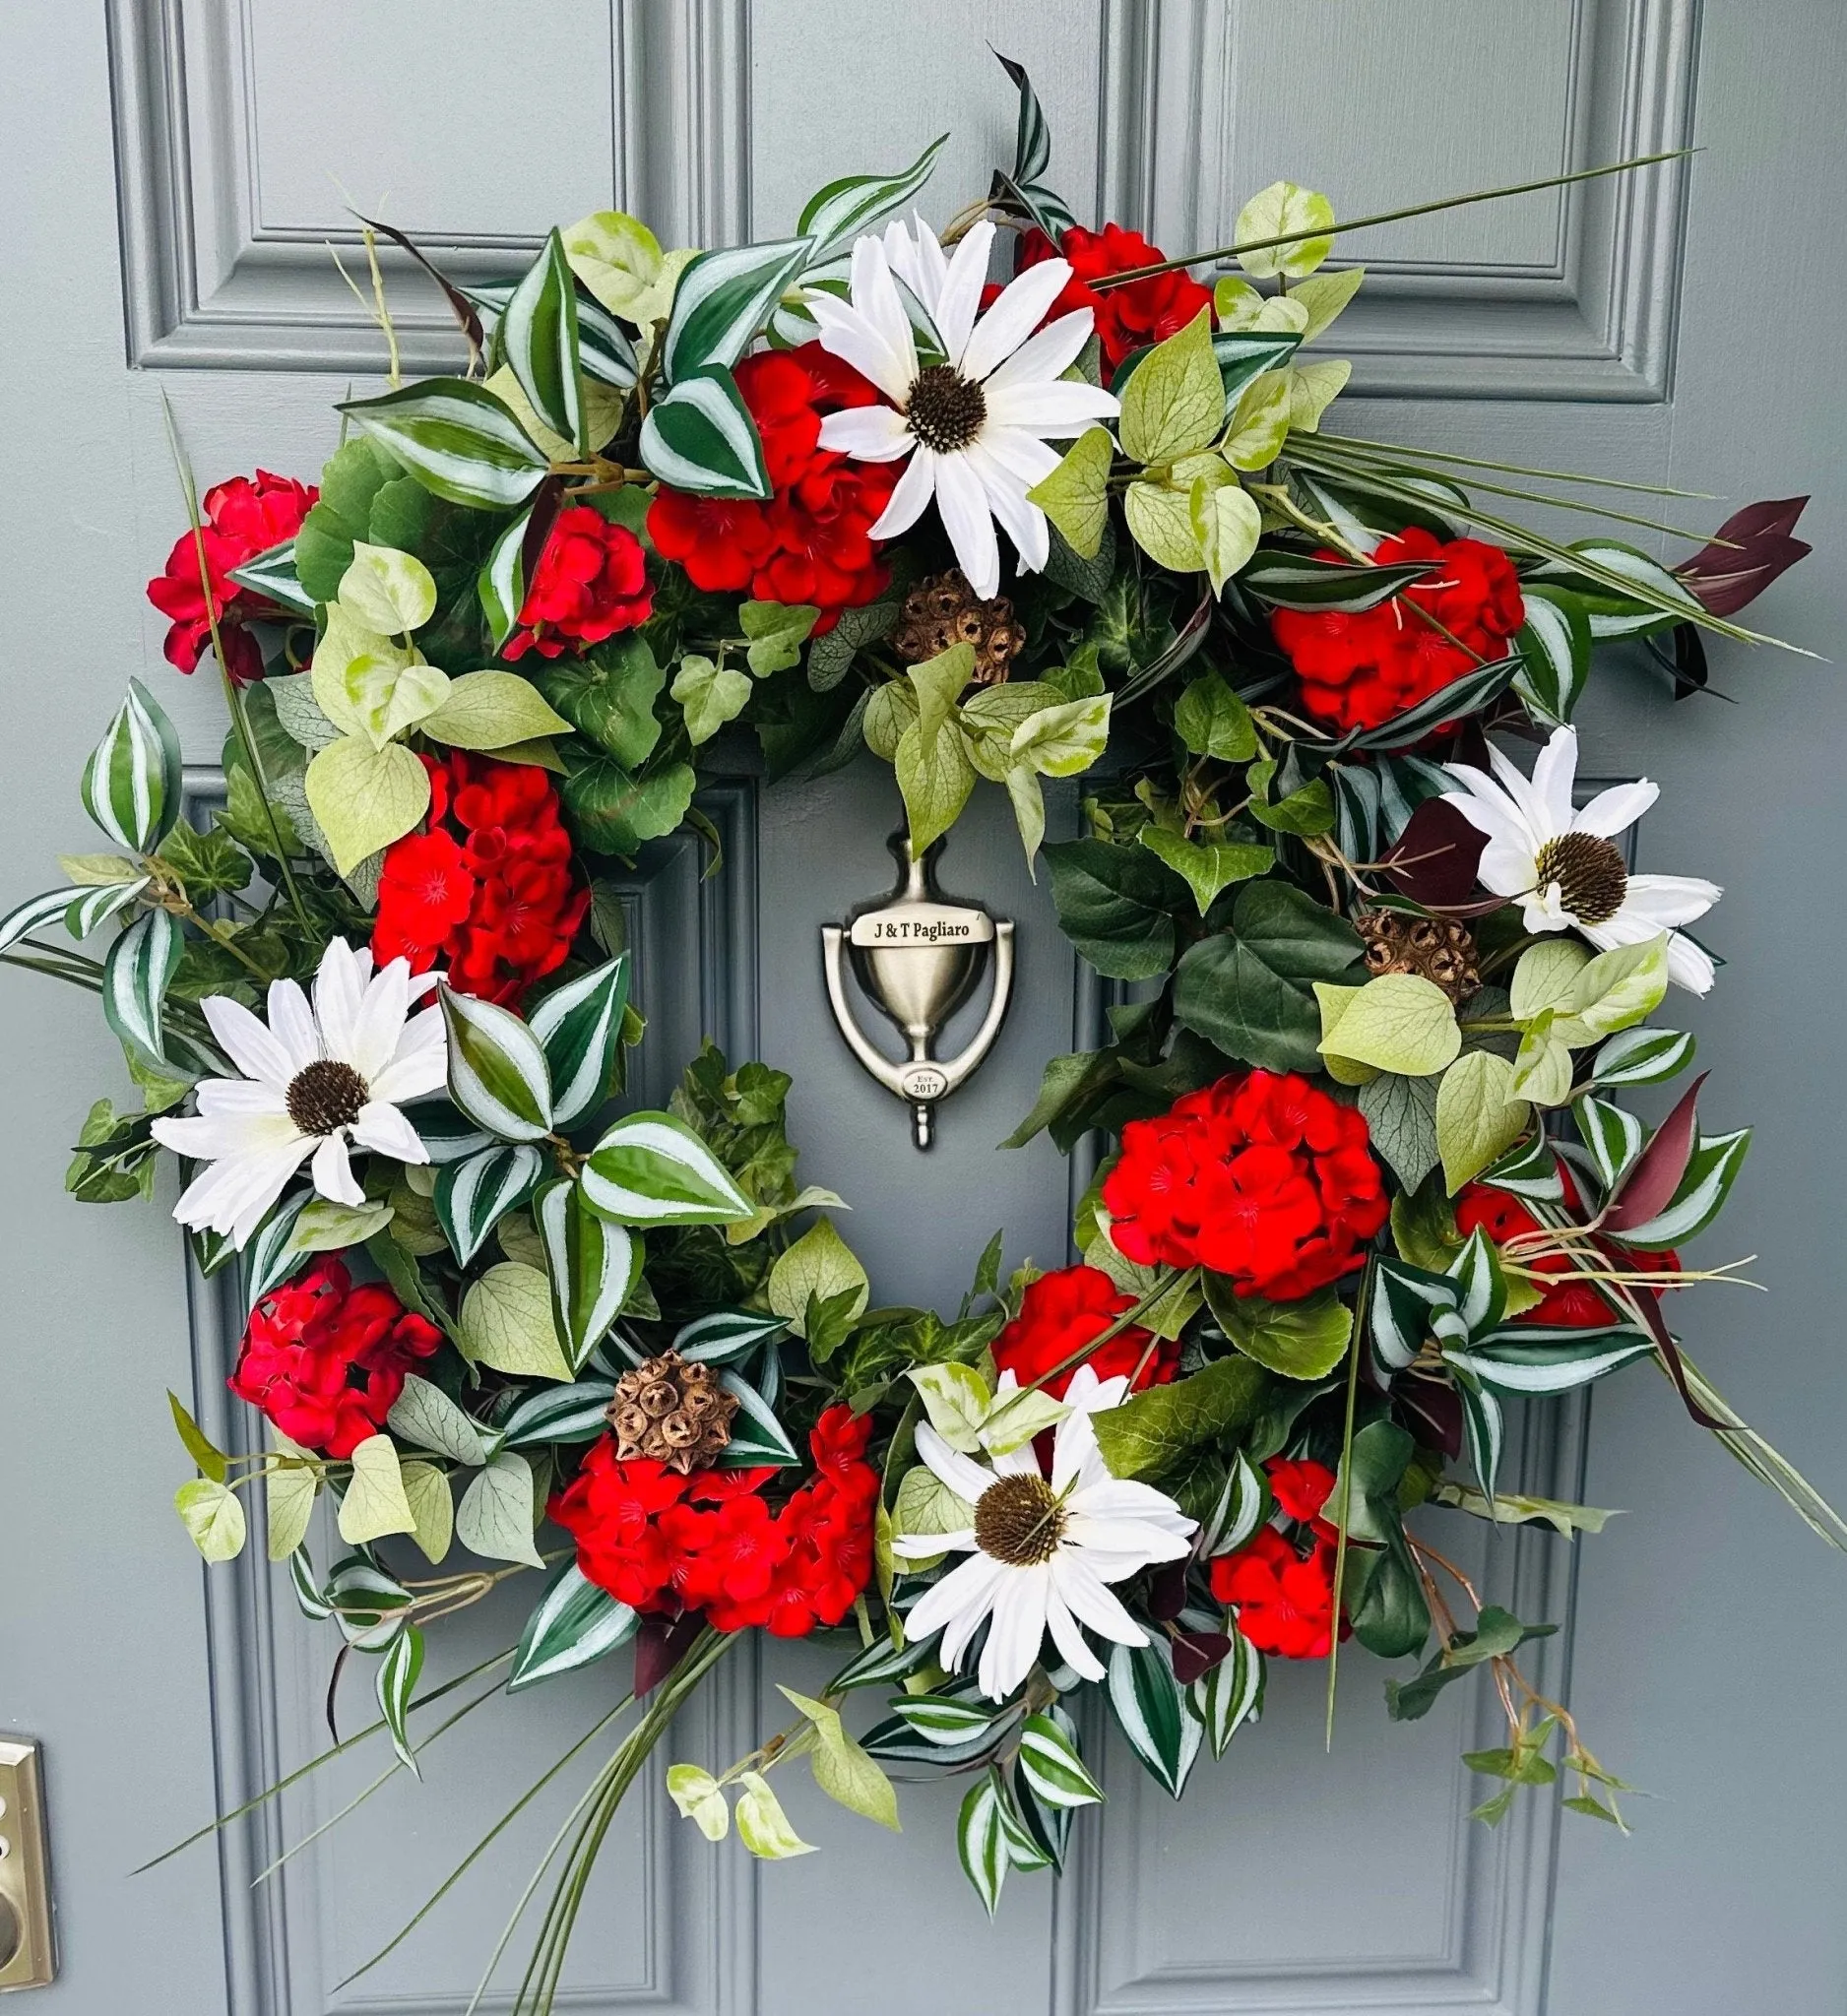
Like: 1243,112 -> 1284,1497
671,654 -> 752,744
1512,584 -> 1594,726
502,229 -> 587,453
558,751 -> 695,856
1592,1025 -> 1695,1089
529,957 -> 631,1130
1289,266 -> 1366,341
82,679 -> 183,852
440,985 -> 553,1143
894,714 -> 977,854
1205,1280 -> 1352,1380
456,1450 -> 545,1567
1118,308 -> 1224,466
1432,1480 -> 1618,1537
563,209 -> 671,321
1092,1354 -> 1269,1480
582,1109 -> 752,1226
799,133 -> 947,257
1106,1638 -> 1200,1797
385,1372 -> 491,1466
906,1362 -> 995,1454
418,671 -> 571,752
1316,973 -> 1461,1077
509,1560 -> 639,1691
155,821 -> 253,902
534,1180 -> 640,1373
435,1143 -> 545,1266
1245,755 -> 1335,836
102,909 -> 183,1070
667,1763 -> 732,1842
337,1432 -> 417,1544
1435,1051 -> 1533,1193
267,1450 -> 320,1562
1357,1069 -> 1441,1191
1219,370 -> 1293,473
1124,471 -> 1209,573
168,1389 -> 228,1482
338,380 -> 549,511
1191,478 -> 1262,592
639,366 -> 772,500
1045,838 -> 1189,981
767,1216 -> 869,1339
174,1477 -> 247,1562
1235,180 -> 1336,279
535,633 -> 665,767
1008,694 -> 1113,779
303,735 -> 430,875
1172,670 -> 1257,760
458,1263 -> 573,1383
777,1685 -> 901,1832
734,1768 -> 817,1860
1172,881 -> 1363,1073
956,1775 -> 1009,1917
376,1625 -> 425,1775
740,599 -> 820,676
891,1462 -> 976,1574
1026,425 -> 1114,558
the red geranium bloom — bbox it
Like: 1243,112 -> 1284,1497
229,1257 -> 440,1459
372,750 -> 589,1009
503,505 -> 654,661
1267,1456 -> 1339,1541
1270,527 -> 1525,733
146,469 -> 318,683
1017,222 -> 1213,378
1455,1180 -> 1680,1328
1210,1528 -> 1343,1660
648,345 -> 899,630
1102,1071 -> 1389,1301
992,1264 -> 1178,1398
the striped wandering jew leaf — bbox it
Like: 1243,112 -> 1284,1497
1106,1638 -> 1201,1798
1202,1448 -> 1270,1558
672,1307 -> 789,1366
586,1331 -> 646,1377
401,1098 -> 495,1166
1011,1758 -> 1073,1872
244,1190 -> 313,1309
288,1546 -> 333,1621
338,380 -> 549,512
993,49 -> 1077,237
1446,1225 -> 1507,1335
435,1143 -> 546,1267
823,1630 -> 935,1694
753,1337 -> 784,1412
472,278 -> 637,390
507,1559 -> 638,1692
1477,1131 -> 1563,1202
1608,1127 -> 1751,1250
1576,1095 -> 1645,1193
1592,1025 -> 1696,1089
327,1555 -> 413,1651
770,255 -> 848,347
716,1370 -> 799,1468
1,887 -> 88,956
860,1717 -> 1004,1769
529,955 -> 630,1129
502,229 -> 587,454
799,134 -> 948,262
992,1770 -> 1052,1871
1370,1256 -> 1458,1380
82,678 -> 183,851
890,1696 -> 1000,1746
1529,539 -> 1702,640
1331,764 -> 1382,865
496,1379 -> 616,1448
1446,1326 -> 1655,1395
1240,552 -> 1437,612
661,238 -> 812,384
439,986 -> 553,1143
102,909 -> 182,1067
225,536 -> 316,616
1017,1712 -> 1104,1809
1452,1371 -> 1505,1503
956,1773 -> 1009,1918
478,508 -> 530,651
581,1109 -> 751,1226
66,877 -> 150,938
639,367 -> 772,501
1192,1628 -> 1264,1758
375,1625 -> 424,1775
1512,583 -> 1593,725
536,1177 -> 638,1371
1343,654 -> 1521,752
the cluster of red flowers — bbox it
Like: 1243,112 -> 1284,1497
992,1263 -> 1178,1398
648,345 -> 899,627
145,469 -> 318,684
1455,1179 -> 1680,1328
1017,222 -> 1214,379
230,1258 -> 440,1459
372,751 -> 589,1008
1209,1456 -> 1346,1659
503,505 -> 654,661
1270,528 -> 1526,733
551,1405 -> 879,1638
1103,1071 -> 1388,1301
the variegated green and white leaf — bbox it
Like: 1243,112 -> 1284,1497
823,1631 -> 935,1695
1614,1127 -> 1751,1248
1369,1256 -> 1457,1378
1017,1711 -> 1104,1808
66,877 -> 150,938
1452,1373 -> 1505,1504
1512,584 -> 1593,725
1,887 -> 87,956
956,1773 -> 1010,1918
799,136 -> 948,262
507,1560 -> 638,1692
993,1772 -> 1052,1871
500,229 -> 586,453
226,536 -> 316,616
994,49 -> 1076,236
1477,1130 -> 1563,1202
717,1370 -> 799,1468
530,955 -> 630,1128
440,986 -> 553,1143
1238,552 -> 1435,612
536,1177 -> 639,1370
403,1099 -> 496,1166
338,380 -> 549,511
1106,1638 -> 1201,1798
1446,1225 -> 1507,1336
1576,1095 -> 1644,1193
102,908 -> 182,1067
326,1554 -> 413,1650
82,678 -> 183,850
581,1109 -> 751,1226
243,1190 -> 312,1308
497,1379 -> 616,1448
1192,1628 -> 1264,1758
639,367 -> 772,501
891,1695 -> 999,1746
1202,1448 -> 1270,1557
1532,540 -> 1703,640
861,1700 -> 1008,1768
478,508 -> 530,650
375,1625 -> 424,1775
289,1546 -> 334,1621
661,238 -> 813,383
673,1307 -> 789,1366
435,1143 -> 546,1266
1446,1326 -> 1655,1394
1592,1026 -> 1696,1089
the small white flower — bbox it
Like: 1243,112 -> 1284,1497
1441,724 -> 1721,993
810,214 -> 1119,599
152,937 -> 447,1246
894,1366 -> 1195,1701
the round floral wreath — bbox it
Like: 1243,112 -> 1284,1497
11,53 -> 1829,2007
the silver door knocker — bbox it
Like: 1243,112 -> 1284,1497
821,834 -> 1015,1150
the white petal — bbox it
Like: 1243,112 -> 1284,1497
170,1136 -> 313,1243
194,1077 -> 290,1119
1044,1588 -> 1107,1682
1618,873 -> 1721,929
978,1568 -> 1048,1701
906,1549 -> 1002,1653
310,1132 -> 365,1208
346,956 -> 412,1084
934,219 -> 994,367
869,443 -> 938,540
977,425 -> 1062,491
154,1108 -> 299,1160
1484,739 -> 1560,844
200,994 -> 297,1091
1480,837 -> 1542,899
892,1529 -> 976,1559
881,216 -> 941,316
1521,886 -> 1573,933
370,1003 -> 447,1106
986,1437 -> 1045,1479
932,450 -> 1001,599
966,441 -> 1049,576
1529,725 -> 1580,830
984,308 -> 1096,394
816,404 -> 915,462
961,257 -> 1073,383
849,233 -> 918,387
1070,1477 -> 1196,1526
265,978 -> 321,1071
983,378 -> 1120,436
1065,1513 -> 1191,1562
350,1100 -> 428,1165
913,1420 -> 995,1503
810,294 -> 915,406
1050,1552 -> 1148,1642
312,938 -> 368,1067
1574,779 -> 1659,839
1666,931 -> 1716,994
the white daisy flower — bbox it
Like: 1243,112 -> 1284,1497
152,937 -> 447,1247
894,1365 -> 1195,1701
1441,724 -> 1721,993
810,215 -> 1119,599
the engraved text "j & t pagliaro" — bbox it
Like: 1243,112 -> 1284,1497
848,904 -> 996,949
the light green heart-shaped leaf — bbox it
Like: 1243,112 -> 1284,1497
1435,1050 -> 1532,1194
1316,973 -> 1462,1078
1235,180 -> 1337,280
339,541 -> 438,634
1027,424 -> 1114,558
337,1432 -> 417,1544
1190,477 -> 1261,592
1118,307 -> 1224,466
417,670 -> 571,752
303,736 -> 431,874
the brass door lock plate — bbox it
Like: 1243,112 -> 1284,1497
0,1741 -> 55,1989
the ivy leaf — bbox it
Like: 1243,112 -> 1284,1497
767,1217 -> 869,1339
1044,839 -> 1189,981
1137,829 -> 1271,916
671,654 -> 753,745
1172,671 -> 1257,761
740,599 -> 821,676
1173,882 -> 1363,1073
559,750 -> 695,856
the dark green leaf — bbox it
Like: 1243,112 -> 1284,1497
1044,838 -> 1189,981
1173,881 -> 1362,1072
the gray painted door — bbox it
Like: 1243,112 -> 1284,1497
3,3 -> 1844,2011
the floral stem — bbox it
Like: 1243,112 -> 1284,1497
1324,1256 -> 1374,1751
1008,1266 -> 1194,1405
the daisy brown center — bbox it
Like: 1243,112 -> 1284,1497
286,1058 -> 369,1137
1532,831 -> 1628,924
974,1473 -> 1066,1567
905,364 -> 987,454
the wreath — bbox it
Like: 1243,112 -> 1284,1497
8,51 -> 1830,2009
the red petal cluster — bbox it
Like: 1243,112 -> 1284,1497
991,1263 -> 1178,1398
229,1257 -> 440,1459
1209,1455 -> 1346,1658
1270,528 -> 1525,732
145,470 -> 318,683
1102,1071 -> 1388,1300
647,345 -> 899,629
1454,1181 -> 1680,1328
1017,222 -> 1213,378
372,751 -> 589,1009
503,505 -> 654,661
551,1405 -> 880,1639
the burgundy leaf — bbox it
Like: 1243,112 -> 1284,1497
520,473 -> 568,584
1677,497 -> 1812,617
634,1610 -> 703,1696
1610,1265 -> 1723,1428
1169,1630 -> 1234,1685
1604,1073 -> 1706,1233
354,213 -> 485,368
1147,1560 -> 1189,1621
1382,797 -> 1488,908
1395,1380 -> 1463,1460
